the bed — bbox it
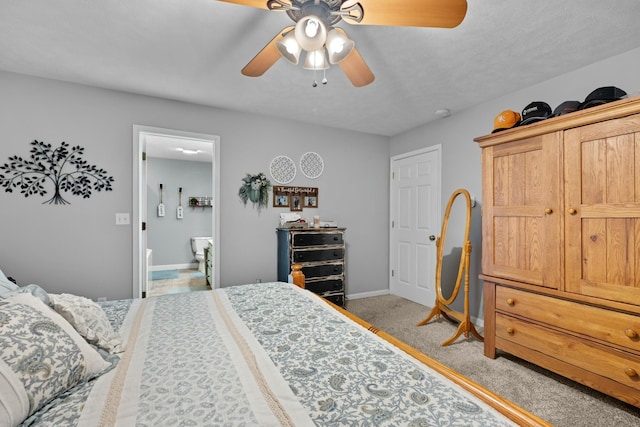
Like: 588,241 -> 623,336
0,272 -> 550,426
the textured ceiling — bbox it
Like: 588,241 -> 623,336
1,0 -> 640,136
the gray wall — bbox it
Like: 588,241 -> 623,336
1,46 -> 638,314
0,70 -> 389,300
146,157 -> 213,266
390,46 -> 640,321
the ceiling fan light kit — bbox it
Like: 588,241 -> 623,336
228,0 -> 468,87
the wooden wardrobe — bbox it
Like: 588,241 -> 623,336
475,95 -> 640,407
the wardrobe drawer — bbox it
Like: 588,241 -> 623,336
496,286 -> 640,353
305,278 -> 344,294
496,313 -> 640,391
301,263 -> 343,278
293,248 -> 344,263
292,232 -> 343,247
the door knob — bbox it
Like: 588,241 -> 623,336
568,208 -> 577,215
429,235 -> 436,241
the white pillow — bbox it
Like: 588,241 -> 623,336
0,292 -> 111,427
49,293 -> 124,354
0,268 -> 18,294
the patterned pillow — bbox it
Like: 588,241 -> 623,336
0,284 -> 51,306
0,292 -> 111,427
49,293 -> 124,354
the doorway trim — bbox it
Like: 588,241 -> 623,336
132,125 -> 221,298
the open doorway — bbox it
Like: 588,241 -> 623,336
132,125 -> 220,299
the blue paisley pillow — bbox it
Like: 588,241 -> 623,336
0,292 -> 111,427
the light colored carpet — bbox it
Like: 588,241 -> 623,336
346,294 -> 640,427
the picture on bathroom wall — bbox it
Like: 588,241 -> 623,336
273,186 -> 318,211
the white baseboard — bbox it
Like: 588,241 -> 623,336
346,289 -> 390,300
149,263 -> 197,271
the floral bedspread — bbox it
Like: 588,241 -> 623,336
221,283 -> 516,427
21,283 -> 518,426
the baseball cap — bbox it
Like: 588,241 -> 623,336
492,110 -> 521,133
579,86 -> 627,110
551,100 -> 582,117
520,101 -> 552,125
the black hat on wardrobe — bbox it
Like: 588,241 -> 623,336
579,86 -> 627,110
520,101 -> 552,125
551,100 -> 582,117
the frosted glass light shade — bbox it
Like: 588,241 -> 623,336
276,32 -> 301,64
294,16 -> 327,51
303,49 -> 329,70
326,28 -> 355,64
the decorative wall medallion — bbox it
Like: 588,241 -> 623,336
300,152 -> 324,179
269,155 -> 296,184
0,140 -> 114,205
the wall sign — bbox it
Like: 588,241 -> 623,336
0,140 -> 114,205
273,186 -> 318,211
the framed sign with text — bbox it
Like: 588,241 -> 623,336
273,186 -> 318,211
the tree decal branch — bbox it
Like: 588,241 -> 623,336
0,140 -> 115,205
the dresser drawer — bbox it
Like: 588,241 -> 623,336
496,313 -> 640,391
292,232 -> 343,247
322,293 -> 344,307
293,248 -> 344,263
305,278 -> 344,294
301,263 -> 343,278
496,286 -> 640,353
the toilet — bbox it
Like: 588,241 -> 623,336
191,236 -> 212,272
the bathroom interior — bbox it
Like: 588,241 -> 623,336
145,137 -> 214,297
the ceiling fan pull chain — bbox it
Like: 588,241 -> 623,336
322,68 -> 328,85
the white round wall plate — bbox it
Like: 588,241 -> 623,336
269,155 -> 296,184
300,152 -> 324,179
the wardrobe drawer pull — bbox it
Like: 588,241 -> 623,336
506,327 -> 515,335
625,329 -> 638,339
624,368 -> 638,378
506,298 -> 515,306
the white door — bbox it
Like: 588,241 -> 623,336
390,146 -> 441,306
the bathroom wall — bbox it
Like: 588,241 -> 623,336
146,157 -> 213,267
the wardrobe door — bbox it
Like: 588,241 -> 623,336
481,132 -> 563,288
564,114 -> 640,304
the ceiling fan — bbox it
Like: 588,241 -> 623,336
220,0 -> 468,87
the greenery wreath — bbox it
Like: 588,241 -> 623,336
238,172 -> 271,212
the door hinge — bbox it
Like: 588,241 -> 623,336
142,151 -> 147,161
391,269 -> 395,277
391,220 -> 395,228
141,222 -> 146,231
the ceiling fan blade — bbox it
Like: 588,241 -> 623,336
344,0 -> 468,28
339,47 -> 375,87
217,0 -> 270,10
241,26 -> 294,77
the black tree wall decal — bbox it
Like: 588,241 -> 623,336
0,140 -> 115,205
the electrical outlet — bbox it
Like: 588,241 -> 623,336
115,213 -> 130,225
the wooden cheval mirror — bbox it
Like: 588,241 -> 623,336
417,188 -> 483,346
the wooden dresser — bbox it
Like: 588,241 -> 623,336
475,95 -> 640,407
277,227 -> 346,306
